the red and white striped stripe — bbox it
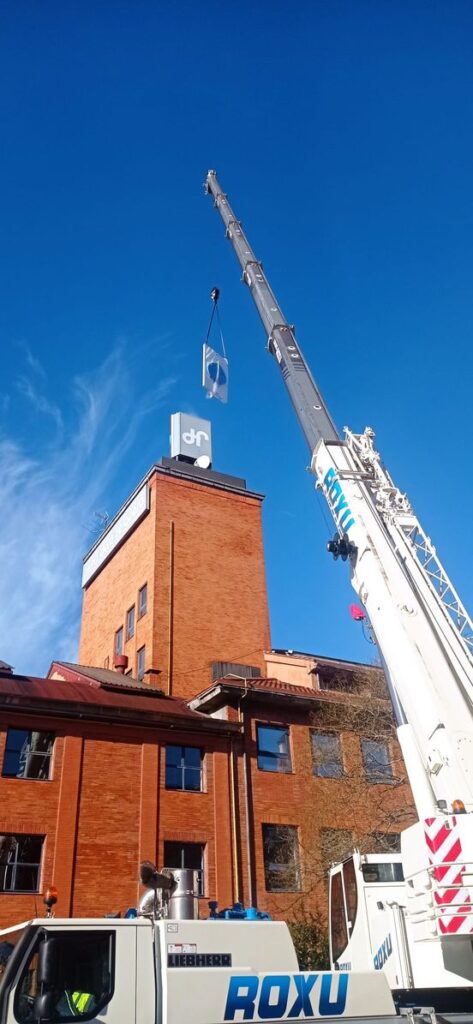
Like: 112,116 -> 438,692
424,817 -> 473,935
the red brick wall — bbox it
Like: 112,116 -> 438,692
79,469 -> 271,699
0,699 -> 414,929
243,701 -> 414,922
0,713 -> 236,928
79,481 -> 157,678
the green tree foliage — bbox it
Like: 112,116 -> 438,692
288,912 -> 330,971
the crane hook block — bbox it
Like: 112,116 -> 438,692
327,533 -> 357,562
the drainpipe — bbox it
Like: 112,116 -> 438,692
167,521 -> 175,696
240,688 -> 257,907
229,739 -> 242,903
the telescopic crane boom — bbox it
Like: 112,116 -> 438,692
204,172 -> 339,451
206,171 -> 473,964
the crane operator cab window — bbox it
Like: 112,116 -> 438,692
13,930 -> 114,1022
329,858 -> 358,964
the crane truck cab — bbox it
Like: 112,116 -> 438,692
329,846 -> 473,1013
329,852 -> 407,987
0,916 -> 397,1024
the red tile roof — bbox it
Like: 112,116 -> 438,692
215,677 -> 322,699
190,675 -> 373,712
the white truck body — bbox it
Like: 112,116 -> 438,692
0,917 -> 398,1024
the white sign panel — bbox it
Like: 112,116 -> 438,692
82,483 -> 149,587
170,412 -> 212,465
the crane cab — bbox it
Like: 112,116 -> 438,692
329,852 -> 409,991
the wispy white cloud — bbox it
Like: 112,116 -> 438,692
16,376 -> 64,431
0,343 -> 177,675
16,340 -> 48,382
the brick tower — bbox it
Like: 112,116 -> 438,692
79,415 -> 271,700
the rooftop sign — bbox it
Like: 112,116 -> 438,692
170,413 -> 212,467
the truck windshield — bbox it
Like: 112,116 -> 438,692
0,928 -> 27,987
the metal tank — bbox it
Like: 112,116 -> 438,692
165,868 -> 199,920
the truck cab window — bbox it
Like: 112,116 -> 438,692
342,857 -> 358,932
330,871 -> 348,963
14,930 -> 114,1023
361,861 -> 404,883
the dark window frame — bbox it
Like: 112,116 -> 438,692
138,584 -> 148,618
163,840 -> 205,896
256,723 -> 292,774
126,605 -> 135,641
311,731 -> 343,778
2,729 -> 55,781
361,738 -> 393,784
165,746 -> 204,792
137,645 -> 146,680
114,627 -> 123,656
262,824 -> 301,892
0,834 -> 44,893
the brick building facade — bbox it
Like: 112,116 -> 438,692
0,440 -> 415,928
79,459 -> 271,699
0,656 -> 414,929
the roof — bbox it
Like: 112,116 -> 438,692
51,661 -> 161,695
0,665 -> 238,733
269,649 -> 382,673
189,676 -> 357,713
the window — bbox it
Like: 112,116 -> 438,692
126,605 -> 135,641
262,824 -> 301,891
0,834 -> 43,892
163,841 -> 205,895
361,739 -> 392,783
361,861 -> 404,883
329,870 -> 348,962
257,724 -> 291,773
138,584 -> 147,618
320,829 -> 353,874
137,646 -> 146,680
318,670 -> 358,693
114,627 -> 123,656
15,930 -> 115,1023
368,831 -> 401,853
2,729 -> 54,780
211,661 -> 260,682
165,746 -> 203,791
343,857 -> 358,931
311,732 -> 343,778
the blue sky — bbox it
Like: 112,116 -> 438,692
1,1 -> 472,675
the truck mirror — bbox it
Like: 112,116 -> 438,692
33,991 -> 56,1021
37,935 -> 59,987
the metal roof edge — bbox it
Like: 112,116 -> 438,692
0,692 -> 241,734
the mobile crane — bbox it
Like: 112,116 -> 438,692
1,178 -> 472,1024
204,171 -> 473,1012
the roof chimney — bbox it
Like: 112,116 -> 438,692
0,661 -> 13,675
114,654 -> 128,674
143,667 -> 162,690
